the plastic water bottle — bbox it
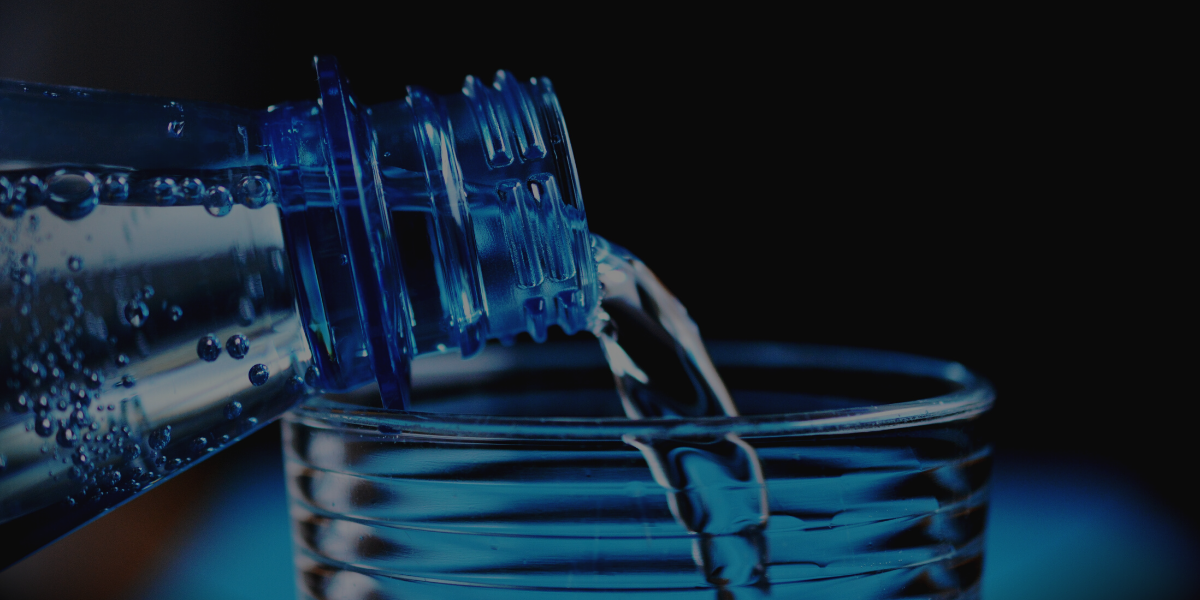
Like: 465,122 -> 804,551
0,56 -> 600,566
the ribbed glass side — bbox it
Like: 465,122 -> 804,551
283,342 -> 992,599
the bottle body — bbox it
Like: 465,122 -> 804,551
0,200 -> 310,566
0,80 -> 315,566
0,59 -> 600,567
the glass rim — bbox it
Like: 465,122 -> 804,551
289,341 -> 995,440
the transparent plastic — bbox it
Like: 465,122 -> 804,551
285,341 -> 994,599
0,57 -> 599,566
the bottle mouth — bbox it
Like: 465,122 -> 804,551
398,69 -> 599,351
289,341 -> 994,440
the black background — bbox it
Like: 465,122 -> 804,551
1,0 -> 1189,554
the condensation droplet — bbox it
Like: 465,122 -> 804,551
0,176 -> 18,218
167,120 -> 185,138
225,334 -> 249,359
56,426 -> 78,448
124,299 -> 149,328
141,285 -> 155,299
20,252 -> 36,268
248,364 -> 269,386
101,173 -> 129,202
286,375 -> 306,394
224,401 -> 243,420
204,186 -> 234,217
197,334 -> 221,362
67,255 -> 84,272
148,425 -> 171,451
116,353 -> 130,366
2,176 -> 43,218
46,169 -> 100,220
180,178 -> 204,203
35,416 -> 55,437
304,365 -> 320,387
152,177 -> 180,205
13,267 -> 33,285
169,305 -> 183,321
84,370 -> 103,389
118,374 -> 136,388
16,263 -> 36,285
235,175 -> 273,209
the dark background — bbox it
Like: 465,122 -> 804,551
0,2 -> 1189,598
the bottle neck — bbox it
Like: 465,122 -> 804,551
267,58 -> 600,408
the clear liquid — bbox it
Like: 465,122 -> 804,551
591,236 -> 770,591
0,167 -> 311,566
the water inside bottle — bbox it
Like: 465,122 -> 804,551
0,165 -> 312,566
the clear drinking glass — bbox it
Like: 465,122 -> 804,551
282,341 -> 994,600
